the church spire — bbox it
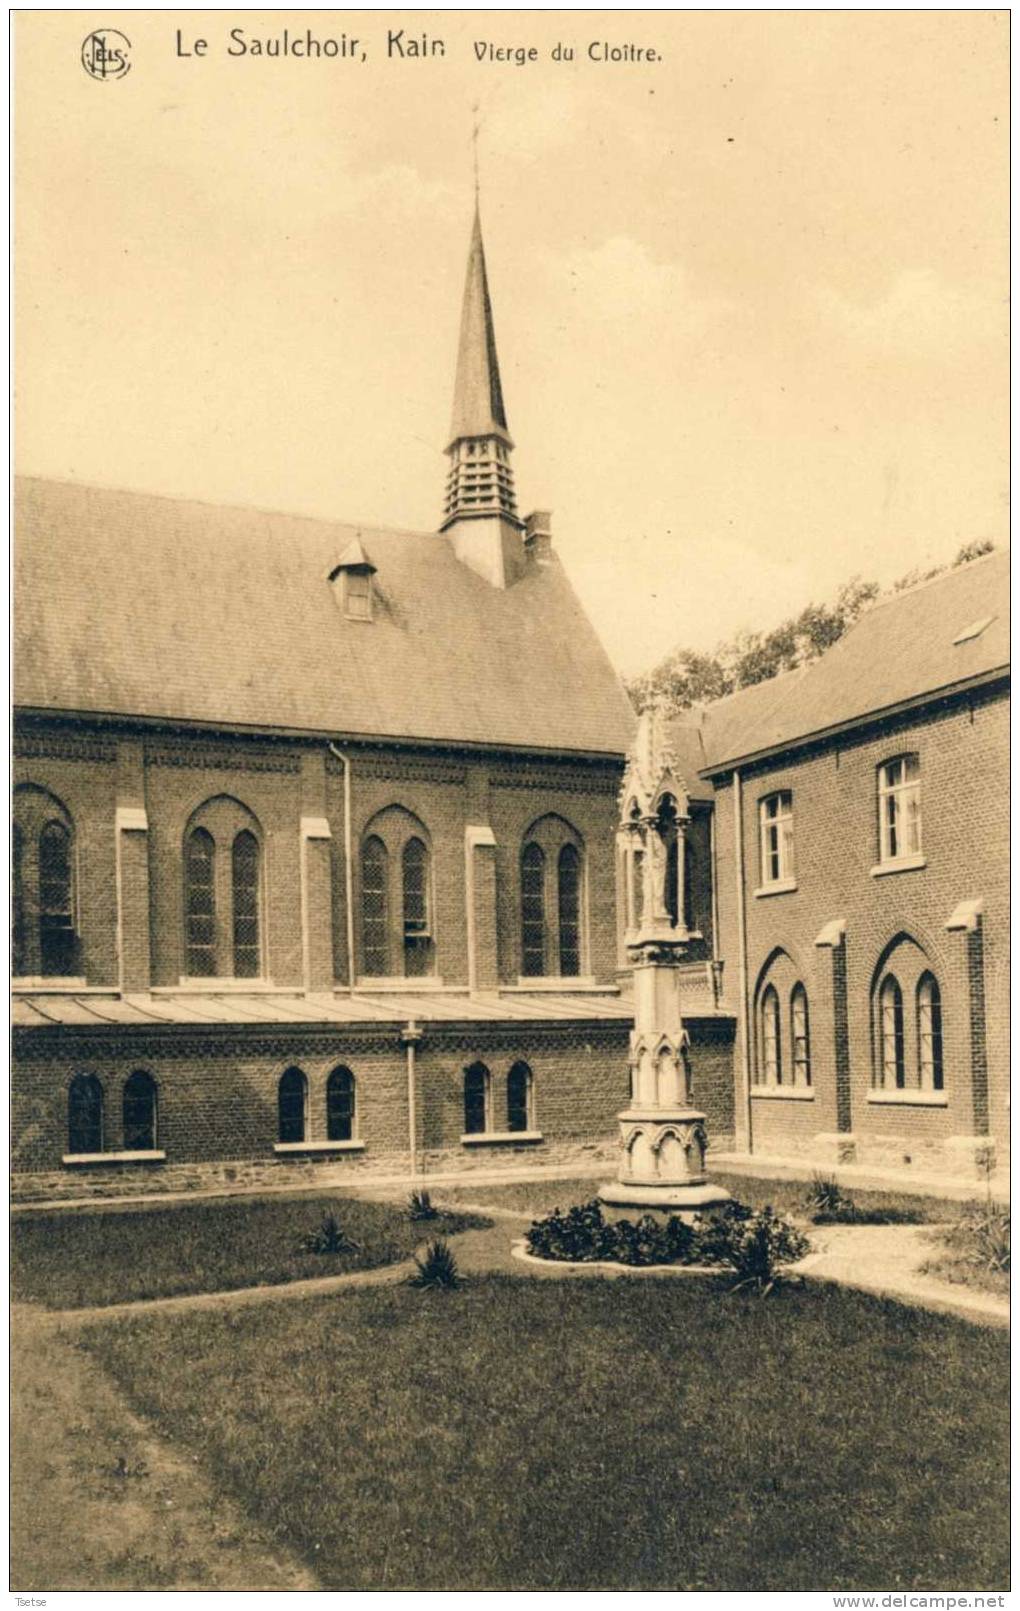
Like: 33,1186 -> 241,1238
441,203 -> 521,560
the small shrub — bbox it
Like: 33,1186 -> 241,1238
300,1211 -> 361,1256
528,1200 -> 722,1269
407,1188 -> 440,1221
804,1174 -> 922,1226
939,1205 -> 1010,1275
409,1240 -> 461,1290
719,1206 -> 811,1296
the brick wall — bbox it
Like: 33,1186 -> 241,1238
712,684 -> 1008,1170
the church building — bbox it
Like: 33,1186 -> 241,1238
11,208 -> 735,1201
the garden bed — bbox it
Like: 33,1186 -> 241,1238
11,1194 -> 489,1310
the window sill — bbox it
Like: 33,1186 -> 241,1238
273,1140 -> 366,1154
871,855 -> 926,878
170,979 -> 278,991
750,1085 -> 814,1101
753,879 -> 798,899
867,1088 -> 947,1107
460,1131 -> 544,1146
14,977 -> 90,992
63,1150 -> 166,1166
355,977 -> 446,991
511,977 -> 598,991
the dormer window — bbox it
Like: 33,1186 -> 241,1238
344,571 -> 373,620
329,537 -> 376,622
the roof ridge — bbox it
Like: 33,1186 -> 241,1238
13,473 -> 444,544
862,547 -> 1006,615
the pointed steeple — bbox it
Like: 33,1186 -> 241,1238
441,206 -> 522,570
447,207 -> 513,450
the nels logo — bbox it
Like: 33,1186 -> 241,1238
81,28 -> 131,81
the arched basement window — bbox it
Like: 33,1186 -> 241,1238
463,1063 -> 490,1136
761,985 -> 781,1084
401,837 -> 431,978
879,975 -> 905,1088
557,844 -> 581,975
520,843 -> 545,977
327,1066 -> 356,1142
507,1061 -> 533,1133
39,820 -> 75,977
278,1067 -> 307,1144
123,1070 -> 158,1151
790,984 -> 811,1086
917,974 -> 944,1091
68,1073 -> 103,1155
361,836 -> 389,976
231,830 -> 261,979
184,827 -> 216,977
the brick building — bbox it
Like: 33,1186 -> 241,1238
13,208 -> 677,1200
668,551 -> 1009,1179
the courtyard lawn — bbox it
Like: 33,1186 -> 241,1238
79,1276 -> 1008,1591
435,1171 -> 953,1224
11,1195 -> 488,1311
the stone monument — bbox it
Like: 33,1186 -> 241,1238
600,701 -> 730,1221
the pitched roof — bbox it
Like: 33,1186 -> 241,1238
697,550 -> 1009,773
447,207 -> 512,448
13,476 -> 636,757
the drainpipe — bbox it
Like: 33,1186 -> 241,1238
709,801 -> 721,1003
401,1019 -> 423,1181
733,768 -> 753,1154
327,743 -> 356,990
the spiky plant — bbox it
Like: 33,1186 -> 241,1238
299,1210 -> 360,1256
409,1239 -> 461,1290
408,1188 -> 440,1221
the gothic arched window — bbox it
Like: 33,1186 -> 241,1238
879,975 -> 905,1089
231,830 -> 261,978
507,1061 -> 533,1133
123,1070 -> 158,1152
760,985 -> 781,1084
917,973 -> 944,1091
68,1073 -> 103,1156
463,1062 -> 490,1136
790,984 -> 811,1086
520,843 -> 546,977
278,1067 -> 308,1144
12,788 -> 79,979
557,845 -> 581,976
327,1066 -> 356,1142
401,837 -> 431,978
361,835 -> 389,976
184,827 -> 217,977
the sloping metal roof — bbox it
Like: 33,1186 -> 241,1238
14,476 -> 636,758
12,990 -> 635,1031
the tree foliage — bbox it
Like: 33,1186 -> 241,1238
627,541 -> 995,715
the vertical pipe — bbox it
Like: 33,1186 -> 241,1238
327,743 -> 356,989
402,1020 -> 423,1180
733,768 -> 753,1154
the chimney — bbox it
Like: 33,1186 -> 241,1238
524,510 -> 553,563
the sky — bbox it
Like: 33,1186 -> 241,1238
15,10 -> 1009,678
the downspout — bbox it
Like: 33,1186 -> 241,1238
327,743 -> 356,990
401,1020 -> 423,1181
708,801 -> 721,1003
733,768 -> 753,1154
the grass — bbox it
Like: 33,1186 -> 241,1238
920,1205 -> 1010,1300
79,1276 -> 1008,1590
11,1195 -> 489,1310
436,1171 -> 952,1224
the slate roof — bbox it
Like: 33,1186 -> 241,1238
448,207 -> 511,447
697,550 -> 1009,774
12,989 -> 634,1031
14,477 -> 636,758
